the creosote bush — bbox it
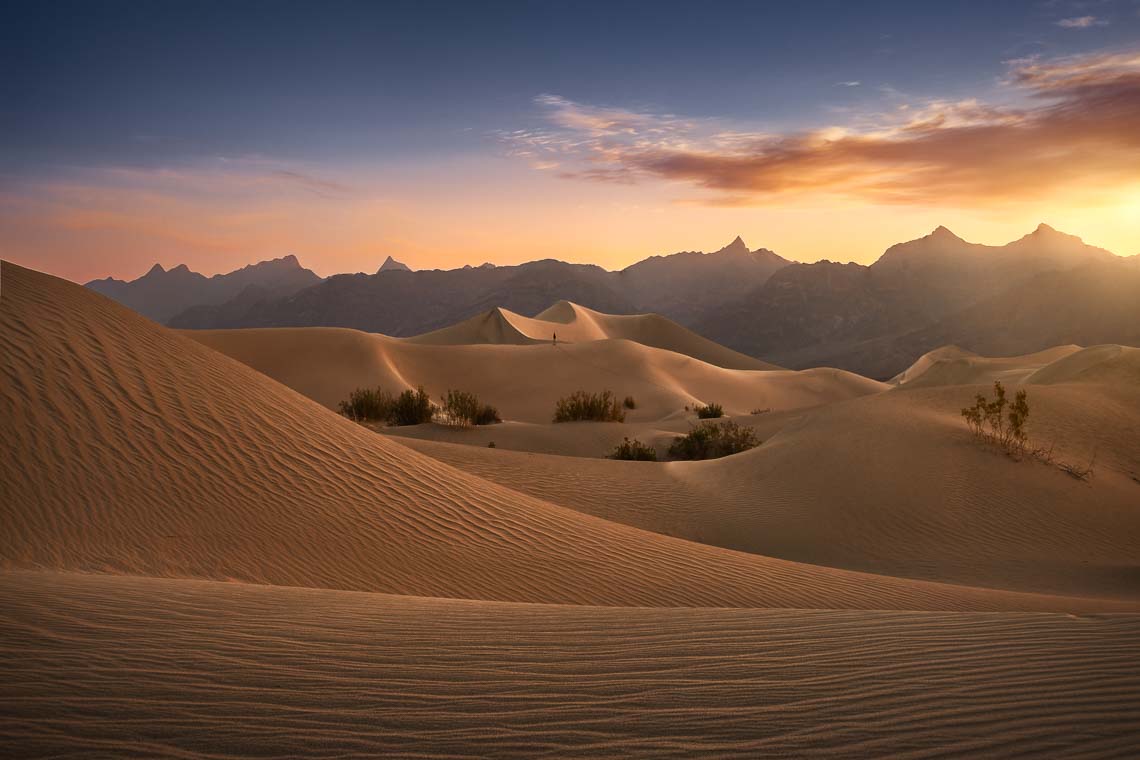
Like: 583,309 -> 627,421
609,437 -> 657,461
438,389 -> 501,427
338,387 -> 395,421
390,386 -> 435,426
960,381 -> 1094,479
750,407 -> 771,415
622,395 -> 637,410
961,380 -> 1029,455
340,385 -> 434,426
668,420 -> 759,460
696,402 -> 725,419
553,390 -> 625,423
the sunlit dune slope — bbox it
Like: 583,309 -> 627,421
6,261 -> 1120,611
399,378 -> 1140,600
405,299 -> 779,370
187,326 -> 879,423
891,344 -> 1082,388
4,571 -> 1140,759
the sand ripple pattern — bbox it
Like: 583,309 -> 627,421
3,572 -> 1140,759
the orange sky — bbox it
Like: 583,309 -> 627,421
4,49 -> 1140,282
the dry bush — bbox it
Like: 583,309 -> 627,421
696,402 -> 724,419
668,420 -> 759,460
750,407 -> 771,415
961,381 -> 1028,455
438,389 -> 501,427
609,437 -> 657,461
622,395 -> 637,410
390,386 -> 435,426
553,390 -> 625,423
338,387 -> 395,421
962,382 -> 1095,480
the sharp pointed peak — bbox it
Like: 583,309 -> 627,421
377,255 -> 412,273
144,263 -> 166,276
930,225 -> 961,240
714,235 -> 749,254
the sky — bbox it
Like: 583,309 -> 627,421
2,0 -> 1139,282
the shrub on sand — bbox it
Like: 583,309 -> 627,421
338,387 -> 395,421
668,420 -> 759,460
696,402 -> 724,419
390,386 -> 435,426
553,390 -> 625,423
623,395 -> 637,410
438,389 -> 501,427
609,437 -> 657,461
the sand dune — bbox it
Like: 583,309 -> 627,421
406,299 -> 780,370
4,572 -> 1140,759
891,344 -> 1082,388
398,379 -> 1140,600
188,325 -> 881,424
7,261 -> 1115,612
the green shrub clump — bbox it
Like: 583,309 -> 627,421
390,386 -> 435,426
553,390 -> 626,423
696,402 -> 724,419
609,437 -> 657,461
338,387 -> 395,421
668,420 -> 759,460
439,389 -> 501,427
340,385 -> 434,426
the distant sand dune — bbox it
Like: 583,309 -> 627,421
6,261 -> 1117,612
405,299 -> 779,370
188,325 -> 879,423
891,344 -> 1083,387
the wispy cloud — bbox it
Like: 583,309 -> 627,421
1056,15 -> 1107,28
505,48 -> 1140,206
835,81 -> 862,87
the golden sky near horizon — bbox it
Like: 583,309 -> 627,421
4,48 -> 1139,282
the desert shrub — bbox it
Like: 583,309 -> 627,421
750,407 -> 771,415
487,441 -> 496,448
961,381 -> 1029,454
553,390 -> 625,423
668,420 -> 759,460
623,395 -> 637,410
338,387 -> 395,421
438,389 -> 501,427
609,437 -> 657,461
390,386 -> 434,426
696,402 -> 724,419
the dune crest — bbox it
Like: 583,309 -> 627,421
406,299 -> 779,370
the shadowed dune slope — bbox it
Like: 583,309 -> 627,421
187,325 -> 880,423
4,572 -> 1140,759
7,261 -> 1122,611
406,299 -> 779,370
400,380 -> 1140,600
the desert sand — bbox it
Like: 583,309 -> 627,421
3,259 -> 1140,757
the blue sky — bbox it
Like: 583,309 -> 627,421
3,0 -> 1139,279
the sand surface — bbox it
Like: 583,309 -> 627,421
406,299 -> 779,370
4,572 -> 1140,759
4,259 -> 1140,757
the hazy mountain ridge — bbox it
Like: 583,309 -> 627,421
163,239 -> 791,333
86,254 -> 322,324
88,226 -> 1134,377
695,224 -> 1125,377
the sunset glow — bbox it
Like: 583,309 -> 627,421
3,1 -> 1138,281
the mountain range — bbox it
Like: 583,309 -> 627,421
86,254 -> 321,324
85,225 -> 1138,378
